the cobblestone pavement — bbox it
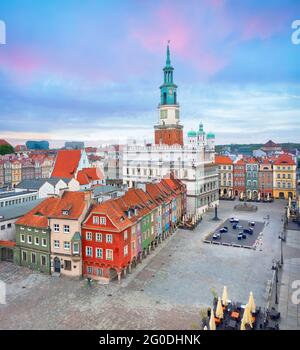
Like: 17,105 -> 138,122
0,200 -> 287,330
278,229 -> 300,330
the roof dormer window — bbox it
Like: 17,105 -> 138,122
62,210 -> 69,216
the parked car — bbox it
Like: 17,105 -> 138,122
233,224 -> 237,229
244,228 -> 253,234
237,233 -> 243,240
219,227 -> 228,233
230,217 -> 239,223
213,233 -> 221,240
249,221 -> 255,227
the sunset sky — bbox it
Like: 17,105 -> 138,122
0,0 -> 299,147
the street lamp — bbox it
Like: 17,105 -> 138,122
272,260 -> 279,305
278,232 -> 285,266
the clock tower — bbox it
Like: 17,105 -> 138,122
154,44 -> 183,146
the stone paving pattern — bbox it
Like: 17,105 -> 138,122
0,200 -> 294,330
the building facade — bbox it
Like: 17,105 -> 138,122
123,45 -> 218,215
258,159 -> 273,199
215,155 -> 233,197
273,154 -> 297,199
233,159 -> 246,197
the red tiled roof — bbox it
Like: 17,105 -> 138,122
15,197 -> 58,228
273,154 -> 295,166
76,167 -> 104,185
51,150 -> 81,178
16,191 -> 89,228
83,199 -> 132,232
235,159 -> 246,165
215,155 -> 233,165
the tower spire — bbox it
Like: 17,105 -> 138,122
166,40 -> 171,67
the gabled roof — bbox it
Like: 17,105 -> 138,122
15,191 -> 88,228
273,154 -> 295,166
76,167 -> 104,185
235,159 -> 246,165
83,199 -> 132,232
16,178 -> 65,190
215,155 -> 233,165
51,150 -> 81,178
264,140 -> 279,148
15,197 -> 58,228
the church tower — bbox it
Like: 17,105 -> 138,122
154,44 -> 183,146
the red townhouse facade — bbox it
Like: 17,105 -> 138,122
82,200 -> 132,282
233,159 -> 246,197
258,158 -> 273,199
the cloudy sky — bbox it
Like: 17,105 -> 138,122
0,0 -> 299,147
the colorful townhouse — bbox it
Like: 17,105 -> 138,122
245,158 -> 259,199
156,181 -> 173,236
125,188 -> 157,256
273,154 -> 297,199
49,191 -> 91,278
258,159 -> 273,199
15,198 -> 56,274
215,155 -> 233,197
117,192 -> 143,262
145,183 -> 164,241
233,159 -> 246,198
160,180 -> 177,231
11,160 -> 22,188
82,199 -> 133,282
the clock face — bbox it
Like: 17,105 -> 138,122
168,89 -> 172,95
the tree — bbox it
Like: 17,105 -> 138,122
0,144 -> 14,155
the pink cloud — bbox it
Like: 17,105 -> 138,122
240,12 -> 291,41
130,2 -> 227,78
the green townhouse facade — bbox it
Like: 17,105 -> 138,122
14,197 -> 58,274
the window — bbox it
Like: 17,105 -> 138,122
132,241 -> 136,250
64,260 -> 71,271
64,241 -> 70,250
87,266 -> 93,274
86,246 -> 93,257
106,234 -> 113,243
96,268 -> 103,277
96,248 -> 103,258
124,245 -> 128,257
106,249 -> 113,261
100,217 -> 106,225
20,234 -> 25,243
41,255 -> 46,266
31,253 -> 36,264
54,240 -> 60,249
42,238 -> 47,247
64,225 -> 70,233
22,251 -> 27,261
124,230 -> 128,240
96,233 -> 102,242
73,242 -> 79,254
34,236 -> 39,246
93,216 -> 99,225
54,224 -> 59,232
27,235 -> 32,244
86,232 -> 92,241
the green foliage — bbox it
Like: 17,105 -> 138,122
0,144 -> 14,155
